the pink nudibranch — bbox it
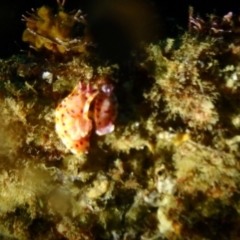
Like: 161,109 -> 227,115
55,80 -> 117,154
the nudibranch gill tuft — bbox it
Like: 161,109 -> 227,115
55,78 -> 117,154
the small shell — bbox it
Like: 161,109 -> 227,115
55,82 -> 98,154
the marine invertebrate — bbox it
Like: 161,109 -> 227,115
94,78 -> 118,136
22,0 -> 89,53
55,77 -> 117,154
189,8 -> 234,35
55,82 -> 97,154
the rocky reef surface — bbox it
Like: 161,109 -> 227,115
0,2 -> 240,240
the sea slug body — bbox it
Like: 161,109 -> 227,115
55,82 -> 98,154
55,79 -> 117,154
94,84 -> 118,136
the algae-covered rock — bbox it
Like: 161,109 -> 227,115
1,2 -> 240,240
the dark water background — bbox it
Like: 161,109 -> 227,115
0,0 -> 238,59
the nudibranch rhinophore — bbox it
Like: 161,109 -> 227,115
55,77 -> 117,154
